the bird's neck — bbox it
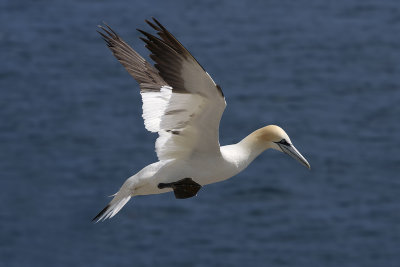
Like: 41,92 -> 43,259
221,130 -> 272,171
238,130 -> 272,159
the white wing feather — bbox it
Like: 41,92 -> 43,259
99,19 -> 226,161
141,85 -> 172,132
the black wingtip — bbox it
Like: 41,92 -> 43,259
137,29 -> 158,44
92,204 -> 110,223
145,18 -> 162,32
97,22 -> 120,41
151,17 -> 160,25
104,23 -> 118,37
151,17 -> 167,31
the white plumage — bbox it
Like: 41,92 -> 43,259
93,18 -> 310,222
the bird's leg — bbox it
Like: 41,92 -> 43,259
158,178 -> 202,199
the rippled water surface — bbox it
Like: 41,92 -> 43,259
1,0 -> 400,266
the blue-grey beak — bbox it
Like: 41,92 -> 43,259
278,143 -> 310,169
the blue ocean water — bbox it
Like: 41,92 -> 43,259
1,0 -> 399,266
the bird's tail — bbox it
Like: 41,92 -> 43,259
92,187 -> 132,223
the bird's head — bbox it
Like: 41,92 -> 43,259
254,125 -> 310,169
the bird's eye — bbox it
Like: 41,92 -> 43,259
278,139 -> 290,146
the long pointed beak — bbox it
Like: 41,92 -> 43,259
279,143 -> 310,169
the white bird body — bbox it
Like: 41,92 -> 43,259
93,18 -> 310,222
128,142 -> 264,197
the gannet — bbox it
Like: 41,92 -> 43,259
93,18 -> 310,222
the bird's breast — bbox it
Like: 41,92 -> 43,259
174,154 -> 243,186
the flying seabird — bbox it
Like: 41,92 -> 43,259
93,18 -> 310,222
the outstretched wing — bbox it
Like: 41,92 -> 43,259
98,18 -> 226,160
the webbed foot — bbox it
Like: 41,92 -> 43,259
158,178 -> 202,199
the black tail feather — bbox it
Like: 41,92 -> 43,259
92,204 -> 110,222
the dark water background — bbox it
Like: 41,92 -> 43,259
1,0 -> 399,266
